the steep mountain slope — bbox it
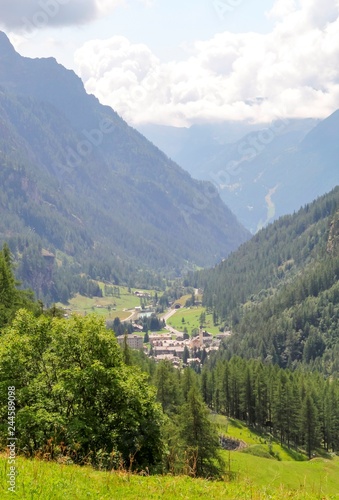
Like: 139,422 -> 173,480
0,32 -> 249,300
191,187 -> 339,372
203,118 -> 321,232
138,121 -> 265,173
140,115 -> 339,234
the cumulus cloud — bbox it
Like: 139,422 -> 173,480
0,0 -> 123,31
75,0 -> 339,125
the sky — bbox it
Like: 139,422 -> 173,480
1,0 -> 339,126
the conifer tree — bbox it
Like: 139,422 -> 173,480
0,243 -> 37,326
178,386 -> 224,478
153,361 -> 181,414
301,393 -> 319,459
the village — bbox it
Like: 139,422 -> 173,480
116,294 -> 231,368
59,285 -> 231,367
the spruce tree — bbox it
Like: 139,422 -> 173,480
178,385 -> 224,478
301,393 -> 319,459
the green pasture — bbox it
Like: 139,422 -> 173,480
212,414 -> 307,461
1,415 -> 338,499
167,307 -> 222,335
1,454 -> 338,499
58,285 -> 158,321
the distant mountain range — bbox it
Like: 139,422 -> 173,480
139,114 -> 338,233
0,32 -> 249,301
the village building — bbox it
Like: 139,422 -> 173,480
149,333 -> 172,344
186,357 -> 201,366
117,334 -> 144,350
154,345 -> 185,359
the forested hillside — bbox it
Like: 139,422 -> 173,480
2,241 -> 339,492
0,243 -> 39,327
190,187 -> 339,371
201,355 -> 339,459
0,32 -> 249,303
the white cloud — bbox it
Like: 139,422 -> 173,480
266,0 -> 297,20
75,0 -> 339,125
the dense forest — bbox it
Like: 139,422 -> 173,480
201,354 -> 339,459
189,187 -> 339,372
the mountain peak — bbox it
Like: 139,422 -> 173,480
301,108 -> 339,152
0,32 -> 17,58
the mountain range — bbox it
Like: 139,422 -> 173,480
0,32 -> 249,301
139,114 -> 338,233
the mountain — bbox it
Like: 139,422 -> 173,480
137,121 -> 265,173
0,32 -> 249,301
139,116 -> 339,234
191,186 -> 339,372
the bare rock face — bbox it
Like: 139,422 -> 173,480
219,435 -> 247,451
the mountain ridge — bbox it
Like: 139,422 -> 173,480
140,113 -> 338,233
0,32 -> 249,301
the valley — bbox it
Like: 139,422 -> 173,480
140,116 -> 337,233
0,10 -> 339,499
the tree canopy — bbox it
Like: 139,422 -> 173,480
0,311 -> 164,471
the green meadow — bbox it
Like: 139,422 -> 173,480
1,416 -> 339,499
167,306 -> 222,335
1,453 -> 338,499
58,285 -> 158,321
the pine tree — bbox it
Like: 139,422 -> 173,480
153,361 -> 181,414
178,386 -> 224,478
122,333 -> 132,365
301,393 -> 319,459
0,244 -> 37,326
183,345 -> 190,364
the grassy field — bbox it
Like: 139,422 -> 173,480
1,454 -> 338,499
212,415 -> 308,461
58,288 -> 220,338
226,452 -> 339,497
209,415 -> 339,496
1,416 -> 338,499
167,306 -> 222,335
58,286 -> 158,321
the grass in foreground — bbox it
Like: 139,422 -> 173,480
227,451 -> 339,497
1,455 -> 339,499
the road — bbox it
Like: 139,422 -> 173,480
160,308 -> 185,336
160,308 -> 178,322
121,310 -> 139,323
